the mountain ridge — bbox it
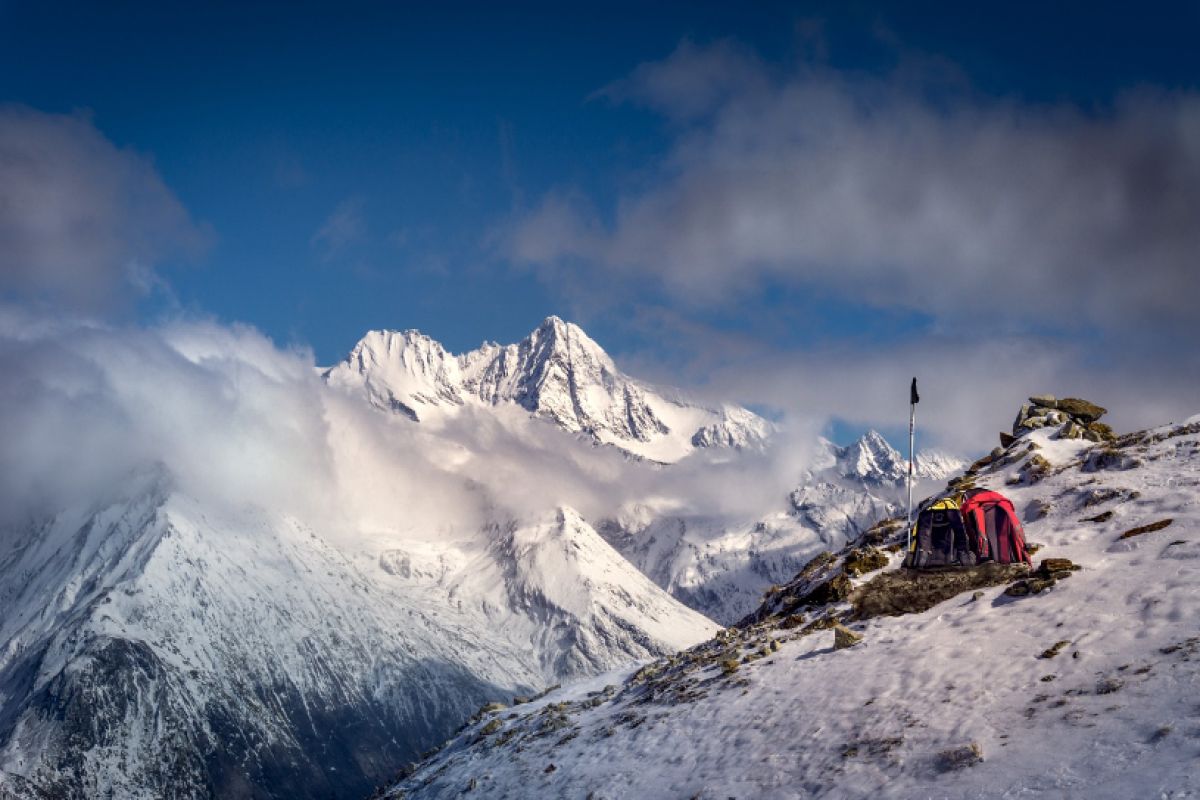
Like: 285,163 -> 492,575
323,316 -> 772,463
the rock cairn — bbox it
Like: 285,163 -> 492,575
1007,395 -> 1114,446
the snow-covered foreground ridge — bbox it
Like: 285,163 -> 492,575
386,410 -> 1200,800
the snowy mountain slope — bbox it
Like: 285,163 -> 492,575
383,408 -> 1200,799
0,483 -> 715,800
322,316 -> 771,463
323,315 -> 966,626
598,431 -> 964,625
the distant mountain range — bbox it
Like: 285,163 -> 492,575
0,316 -> 962,799
323,315 -> 771,463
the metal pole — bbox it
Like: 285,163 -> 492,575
907,399 -> 915,527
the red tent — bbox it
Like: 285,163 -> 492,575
959,489 -> 1032,565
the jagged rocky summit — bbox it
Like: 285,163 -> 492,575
322,315 -> 771,463
1005,395 -> 1114,446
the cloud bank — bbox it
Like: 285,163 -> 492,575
0,309 -> 819,545
513,40 -> 1200,333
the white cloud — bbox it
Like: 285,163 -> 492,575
511,42 -> 1200,337
0,106 -> 209,312
0,310 -> 825,545
500,41 -> 1200,453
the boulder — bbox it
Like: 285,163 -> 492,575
999,431 -> 1016,448
1028,395 -> 1057,408
832,624 -> 863,650
1056,398 -> 1107,423
1012,403 -> 1033,435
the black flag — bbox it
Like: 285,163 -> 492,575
910,377 -> 919,405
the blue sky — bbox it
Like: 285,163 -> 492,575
2,1 -> 1198,450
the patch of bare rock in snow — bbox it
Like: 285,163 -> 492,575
383,401 -> 1200,800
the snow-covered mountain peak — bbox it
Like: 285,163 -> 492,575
819,429 -> 963,485
839,429 -> 907,481
323,317 -> 770,462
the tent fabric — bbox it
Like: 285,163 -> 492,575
959,489 -> 1032,566
904,489 -> 1031,569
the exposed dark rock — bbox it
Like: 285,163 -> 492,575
1039,558 -> 1081,575
1029,395 -> 1057,408
858,518 -> 906,548
843,547 -> 890,578
1080,487 -> 1123,507
999,431 -> 1017,448
1119,519 -> 1173,540
800,615 -> 842,635
936,742 -> 983,772
849,563 -> 1030,620
1081,446 -> 1140,472
1058,421 -> 1085,440
1082,511 -> 1114,523
778,614 -> 806,630
1021,454 -> 1052,484
1039,640 -> 1072,659
1005,577 -> 1055,596
1006,558 -> 1080,596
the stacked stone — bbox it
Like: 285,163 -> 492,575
1006,395 -> 1114,445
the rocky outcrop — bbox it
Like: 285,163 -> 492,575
850,563 -> 1031,619
1012,395 -> 1114,442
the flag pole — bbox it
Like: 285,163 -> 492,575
907,377 -> 918,528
